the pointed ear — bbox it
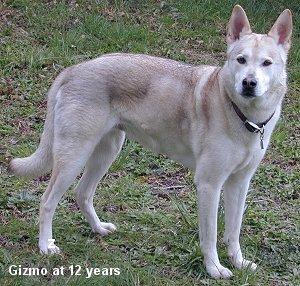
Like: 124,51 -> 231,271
268,9 -> 293,52
227,5 -> 252,44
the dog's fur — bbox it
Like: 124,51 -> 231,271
10,5 -> 292,279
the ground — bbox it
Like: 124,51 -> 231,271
0,0 -> 299,285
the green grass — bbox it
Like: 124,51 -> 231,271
0,0 -> 299,285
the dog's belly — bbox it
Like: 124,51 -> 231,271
121,122 -> 195,169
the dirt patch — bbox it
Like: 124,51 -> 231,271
0,235 -> 13,248
0,5 -> 28,40
103,204 -> 127,213
182,49 -> 225,66
143,170 -> 192,200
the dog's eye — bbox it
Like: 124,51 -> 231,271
262,60 -> 272,67
237,56 -> 246,64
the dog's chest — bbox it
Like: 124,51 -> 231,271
231,134 -> 269,173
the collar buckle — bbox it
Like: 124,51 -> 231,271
245,120 -> 264,133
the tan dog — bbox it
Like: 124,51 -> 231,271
10,5 -> 292,279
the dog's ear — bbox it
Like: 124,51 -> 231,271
227,5 -> 252,44
268,10 -> 293,52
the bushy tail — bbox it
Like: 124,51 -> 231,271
10,73 -> 65,177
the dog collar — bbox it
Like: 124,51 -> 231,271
231,101 -> 275,149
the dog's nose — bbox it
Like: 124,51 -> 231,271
242,77 -> 257,88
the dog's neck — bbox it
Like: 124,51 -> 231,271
218,64 -> 286,124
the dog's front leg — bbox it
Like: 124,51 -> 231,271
223,169 -> 257,271
195,161 -> 233,279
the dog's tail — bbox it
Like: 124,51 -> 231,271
9,72 -> 66,177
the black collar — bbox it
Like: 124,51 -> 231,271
231,101 -> 275,133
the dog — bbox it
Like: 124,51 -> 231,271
10,5 -> 292,279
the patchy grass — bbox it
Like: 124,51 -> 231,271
0,0 -> 299,285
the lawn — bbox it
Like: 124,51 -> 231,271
0,0 -> 299,285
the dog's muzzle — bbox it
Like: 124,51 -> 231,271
241,76 -> 257,97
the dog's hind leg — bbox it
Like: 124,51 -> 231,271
38,96 -> 115,254
74,128 -> 125,235
38,137 -> 100,254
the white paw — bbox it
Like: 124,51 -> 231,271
206,264 -> 233,279
231,258 -> 257,271
93,222 -> 117,236
102,222 -> 117,232
39,244 -> 61,255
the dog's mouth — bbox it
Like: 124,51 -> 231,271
241,89 -> 256,98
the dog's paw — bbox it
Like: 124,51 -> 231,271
93,222 -> 117,236
39,244 -> 61,255
231,258 -> 257,271
206,264 -> 233,279
102,222 -> 117,232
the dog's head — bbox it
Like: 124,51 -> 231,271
225,5 -> 292,102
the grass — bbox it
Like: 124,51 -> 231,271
0,0 -> 299,285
